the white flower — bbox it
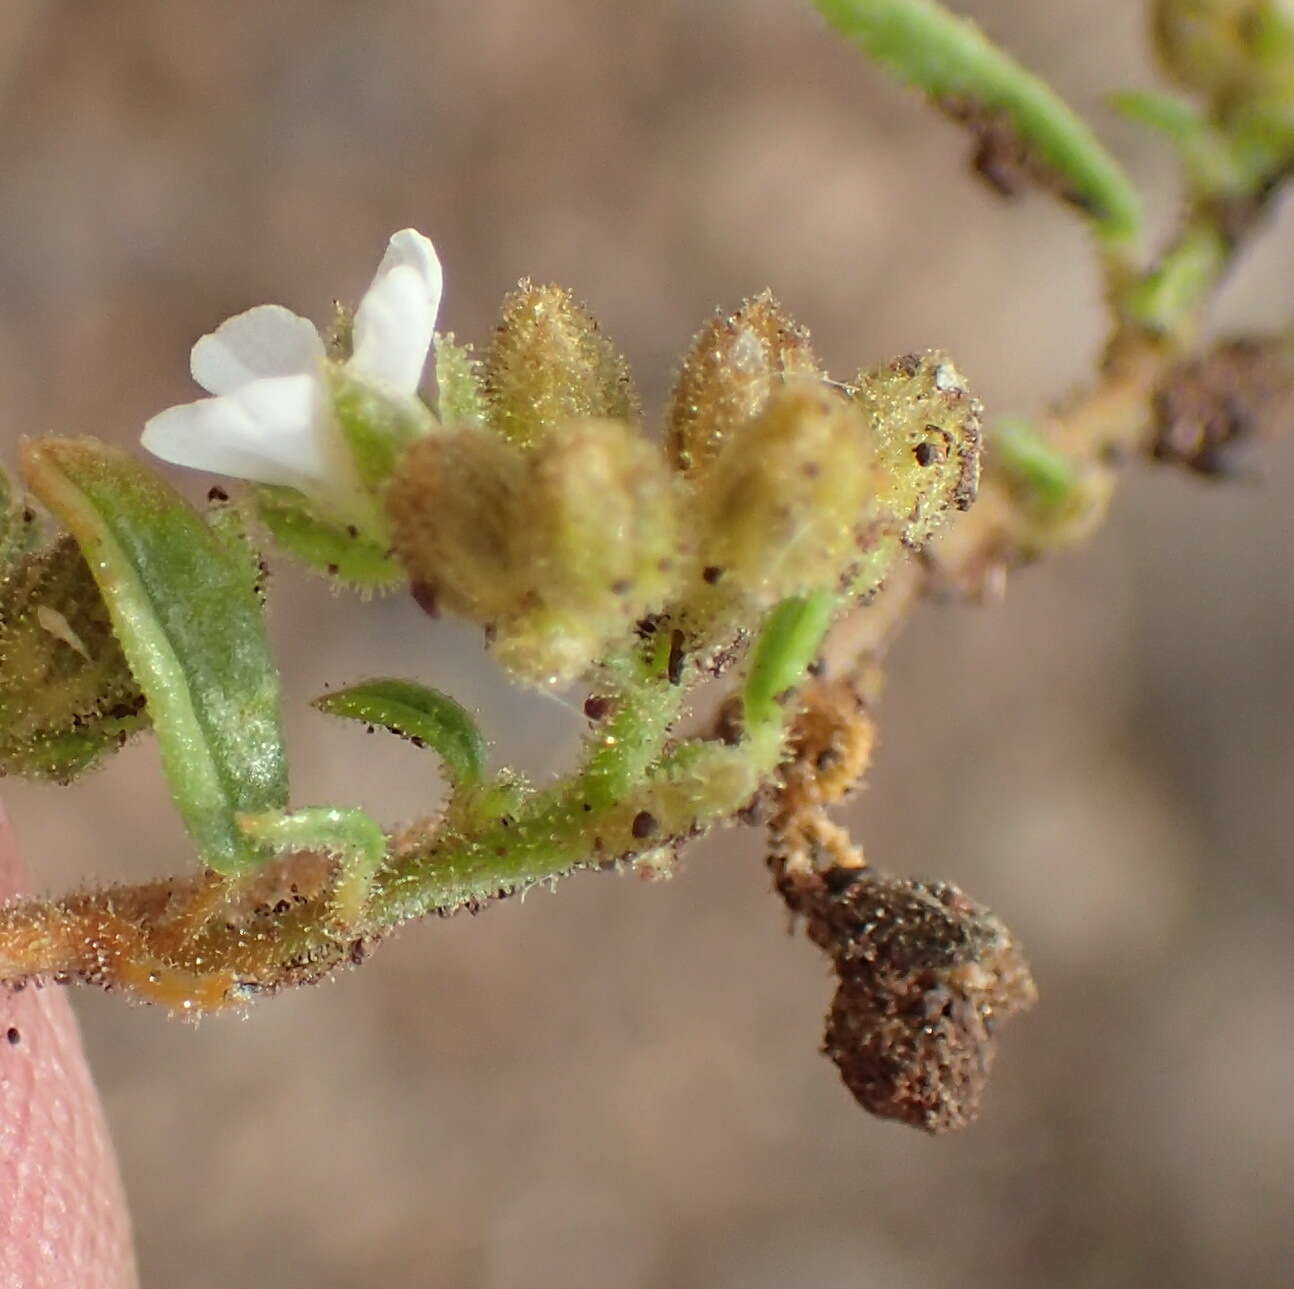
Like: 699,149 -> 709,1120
142,229 -> 443,524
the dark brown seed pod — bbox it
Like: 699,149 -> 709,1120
787,868 -> 1036,1134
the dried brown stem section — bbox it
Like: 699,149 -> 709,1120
0,852 -> 353,1015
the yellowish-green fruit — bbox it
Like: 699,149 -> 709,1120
388,419 -> 679,684
667,291 -> 822,474
434,332 -> 489,428
693,381 -> 877,618
851,351 -> 982,550
482,281 -> 639,449
387,427 -> 528,626
498,418 -> 680,682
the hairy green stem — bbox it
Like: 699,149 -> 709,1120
340,603 -> 830,933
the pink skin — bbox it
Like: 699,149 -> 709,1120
0,804 -> 137,1288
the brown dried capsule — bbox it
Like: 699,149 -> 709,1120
667,291 -> 822,474
790,868 -> 1036,1134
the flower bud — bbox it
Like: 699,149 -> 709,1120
0,536 -> 147,782
387,419 -> 680,684
851,351 -> 981,551
666,291 -> 821,474
692,381 -> 877,620
482,282 -> 639,449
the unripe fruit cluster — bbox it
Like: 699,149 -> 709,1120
386,284 -> 982,686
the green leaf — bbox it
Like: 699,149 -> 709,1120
253,485 -> 404,589
814,0 -> 1142,244
22,438 -> 288,872
313,678 -> 487,788
743,591 -> 835,731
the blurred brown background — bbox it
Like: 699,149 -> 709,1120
1,1 -> 1292,1285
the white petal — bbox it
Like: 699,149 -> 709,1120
350,265 -> 436,394
349,230 -> 442,395
190,304 -> 325,396
370,229 -> 443,312
142,374 -> 336,491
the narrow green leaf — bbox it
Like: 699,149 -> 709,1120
744,591 -> 835,731
22,437 -> 288,872
313,678 -> 487,788
814,0 -> 1142,244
